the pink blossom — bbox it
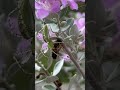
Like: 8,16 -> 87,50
37,33 -> 44,41
74,13 -> 85,48
60,53 -> 70,62
35,0 -> 61,19
74,17 -> 85,30
49,30 -> 56,37
41,42 -> 48,53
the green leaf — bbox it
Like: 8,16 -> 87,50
49,23 -> 59,33
43,85 -> 56,90
43,25 -> 49,41
61,18 -> 74,31
69,25 -> 79,37
47,39 -> 54,49
38,55 -> 48,68
59,7 -> 70,18
43,25 -> 53,49
35,79 -> 45,84
78,2 -> 85,12
45,76 -> 59,83
52,59 -> 64,76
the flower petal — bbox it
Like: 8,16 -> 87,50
60,53 -> 70,62
35,2 -> 42,9
35,9 -> 49,19
49,30 -> 56,37
68,0 -> 78,10
51,1 -> 61,13
61,0 -> 68,7
42,42 -> 48,53
74,18 -> 85,29
37,33 -> 43,41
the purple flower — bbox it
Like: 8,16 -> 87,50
80,26 -> 85,37
36,33 -> 49,53
61,0 -> 78,10
60,53 -> 70,62
74,13 -> 85,48
74,12 -> 85,36
41,42 -> 48,53
76,12 -> 85,18
35,0 -> 61,19
74,17 -> 85,39
37,33 -> 44,41
49,30 -> 56,37
36,29 -> 57,53
74,17 -> 85,30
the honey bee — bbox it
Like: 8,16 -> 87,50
52,38 -> 62,59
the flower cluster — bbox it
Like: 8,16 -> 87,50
35,0 -> 84,19
35,0 -> 85,88
35,0 -> 61,19
74,12 -> 85,48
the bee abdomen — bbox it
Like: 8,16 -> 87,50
52,52 -> 57,59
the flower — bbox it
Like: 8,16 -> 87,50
49,29 -> 56,37
74,12 -> 85,48
74,17 -> 85,38
75,18 -> 85,29
35,0 -> 61,19
80,26 -> 85,37
41,42 -> 48,53
36,33 -> 48,53
36,29 -> 57,54
37,32 -> 44,41
60,53 -> 70,62
36,32 -> 48,53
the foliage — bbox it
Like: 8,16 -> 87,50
35,0 -> 85,90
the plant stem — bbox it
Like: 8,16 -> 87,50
50,37 -> 85,78
62,43 -> 85,79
